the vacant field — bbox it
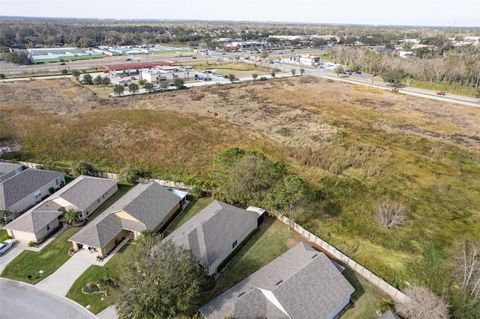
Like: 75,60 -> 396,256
1,76 -> 479,314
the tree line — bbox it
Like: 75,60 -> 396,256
331,46 -> 480,88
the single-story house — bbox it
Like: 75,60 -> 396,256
200,242 -> 355,319
165,200 -> 262,275
69,181 -> 184,258
0,168 -> 65,217
3,176 -> 117,243
0,162 -> 24,183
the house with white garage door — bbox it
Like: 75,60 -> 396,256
3,176 -> 117,243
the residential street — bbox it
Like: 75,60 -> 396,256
0,278 -> 96,319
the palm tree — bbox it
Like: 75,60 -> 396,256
271,71 -> 276,78
291,69 -> 296,76
300,68 -> 305,76
64,209 -> 77,225
252,73 -> 258,80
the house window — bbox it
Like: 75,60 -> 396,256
232,240 -> 238,249
46,224 -> 51,232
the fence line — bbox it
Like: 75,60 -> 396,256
7,160 -> 406,302
276,215 -> 409,303
8,160 -> 194,191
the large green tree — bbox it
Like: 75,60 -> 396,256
115,237 -> 206,319
266,174 -> 308,227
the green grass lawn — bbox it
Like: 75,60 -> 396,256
0,184 -> 132,284
407,79 -> 478,97
0,229 -> 10,241
200,217 -> 304,303
1,227 -> 79,284
340,269 -> 384,319
164,197 -> 214,234
66,242 -> 135,314
66,197 -> 213,313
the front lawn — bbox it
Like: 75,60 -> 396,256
0,184 -> 132,284
1,227 -> 79,284
0,229 -> 10,241
66,197 -> 214,314
66,242 -> 135,314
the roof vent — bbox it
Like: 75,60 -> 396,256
312,254 -> 318,259
275,280 -> 283,286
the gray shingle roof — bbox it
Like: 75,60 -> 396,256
3,175 -> 116,235
0,162 -> 22,177
3,200 -> 63,233
54,176 -> 117,212
0,168 -> 63,210
165,200 -> 259,271
69,182 -> 180,248
200,242 -> 355,319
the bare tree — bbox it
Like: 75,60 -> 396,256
375,198 -> 407,228
454,240 -> 480,301
397,286 -> 449,319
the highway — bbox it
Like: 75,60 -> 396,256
264,61 -> 480,108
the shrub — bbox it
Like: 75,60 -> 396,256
396,286 -> 449,319
28,241 -> 37,247
120,165 -> 141,184
375,198 -> 408,228
71,161 -> 95,176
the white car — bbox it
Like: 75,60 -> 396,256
0,239 -> 16,256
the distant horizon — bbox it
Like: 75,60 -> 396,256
1,0 -> 479,28
1,15 -> 479,29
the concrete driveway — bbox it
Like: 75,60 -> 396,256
36,248 -> 95,297
0,241 -> 27,273
0,278 -> 96,319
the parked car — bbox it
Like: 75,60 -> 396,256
437,91 -> 446,96
0,239 -> 16,256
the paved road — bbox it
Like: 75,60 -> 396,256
267,61 -> 480,108
0,278 -> 96,319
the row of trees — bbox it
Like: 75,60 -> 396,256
2,17 -> 475,49
330,46 -> 480,88
113,78 -> 185,96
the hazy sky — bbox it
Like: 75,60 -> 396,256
1,0 -> 479,27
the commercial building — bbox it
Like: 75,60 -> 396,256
141,66 -> 192,84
